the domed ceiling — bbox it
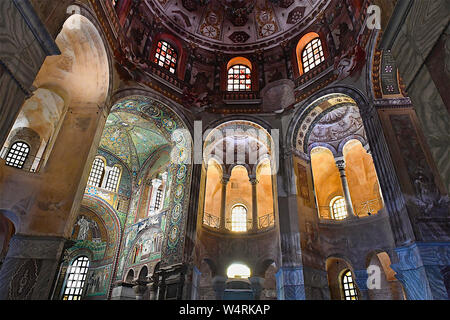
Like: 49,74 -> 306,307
147,0 -> 331,51
100,112 -> 170,173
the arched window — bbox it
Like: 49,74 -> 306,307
342,270 -> 358,300
296,32 -> 325,75
302,38 -> 325,73
154,40 -> 178,74
227,57 -> 252,92
331,196 -> 347,220
227,263 -> 251,279
154,187 -> 164,211
231,205 -> 248,232
105,165 -> 121,192
62,256 -> 90,300
88,157 -> 106,187
5,141 -> 30,169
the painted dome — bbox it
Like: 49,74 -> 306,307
147,0 -> 330,52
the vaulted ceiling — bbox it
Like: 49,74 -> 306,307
100,112 -> 170,173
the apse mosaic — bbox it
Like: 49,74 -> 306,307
110,96 -> 193,268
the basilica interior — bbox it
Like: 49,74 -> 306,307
0,0 -> 449,301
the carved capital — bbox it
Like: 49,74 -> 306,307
335,159 -> 346,171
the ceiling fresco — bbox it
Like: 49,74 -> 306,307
100,112 -> 170,173
147,0 -> 330,50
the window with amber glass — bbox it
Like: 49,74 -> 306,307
302,37 -> 325,74
342,270 -> 359,300
231,205 -> 248,232
331,196 -> 348,220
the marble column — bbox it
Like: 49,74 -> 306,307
250,175 -> 259,231
249,276 -> 265,300
133,280 -> 149,300
220,175 -> 230,230
147,281 -> 157,300
212,276 -> 227,300
276,148 -> 306,300
335,159 -> 357,218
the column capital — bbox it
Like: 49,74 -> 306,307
249,175 -> 259,185
335,159 -> 346,170
221,174 -> 231,185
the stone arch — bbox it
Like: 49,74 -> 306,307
365,250 -> 405,300
326,255 -> 359,300
287,85 -> 413,245
126,269 -> 135,283
138,265 -> 148,281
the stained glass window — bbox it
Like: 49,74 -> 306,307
342,270 -> 359,300
331,196 -> 347,220
88,158 -> 105,187
302,38 -> 325,73
227,64 -> 252,92
231,205 -> 247,232
105,166 -> 121,192
62,256 -> 90,301
5,142 -> 30,169
154,40 -> 178,74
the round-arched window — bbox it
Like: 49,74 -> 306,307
5,141 -> 30,169
227,57 -> 252,92
231,205 -> 248,232
301,37 -> 325,74
227,263 -> 251,279
105,165 -> 121,192
154,40 -> 178,74
62,256 -> 90,300
87,157 -> 106,187
342,270 -> 358,300
331,196 -> 347,220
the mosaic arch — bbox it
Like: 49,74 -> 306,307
109,96 -> 193,267
292,93 -> 367,155
80,196 -> 122,261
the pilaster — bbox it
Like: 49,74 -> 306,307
0,234 -> 66,300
